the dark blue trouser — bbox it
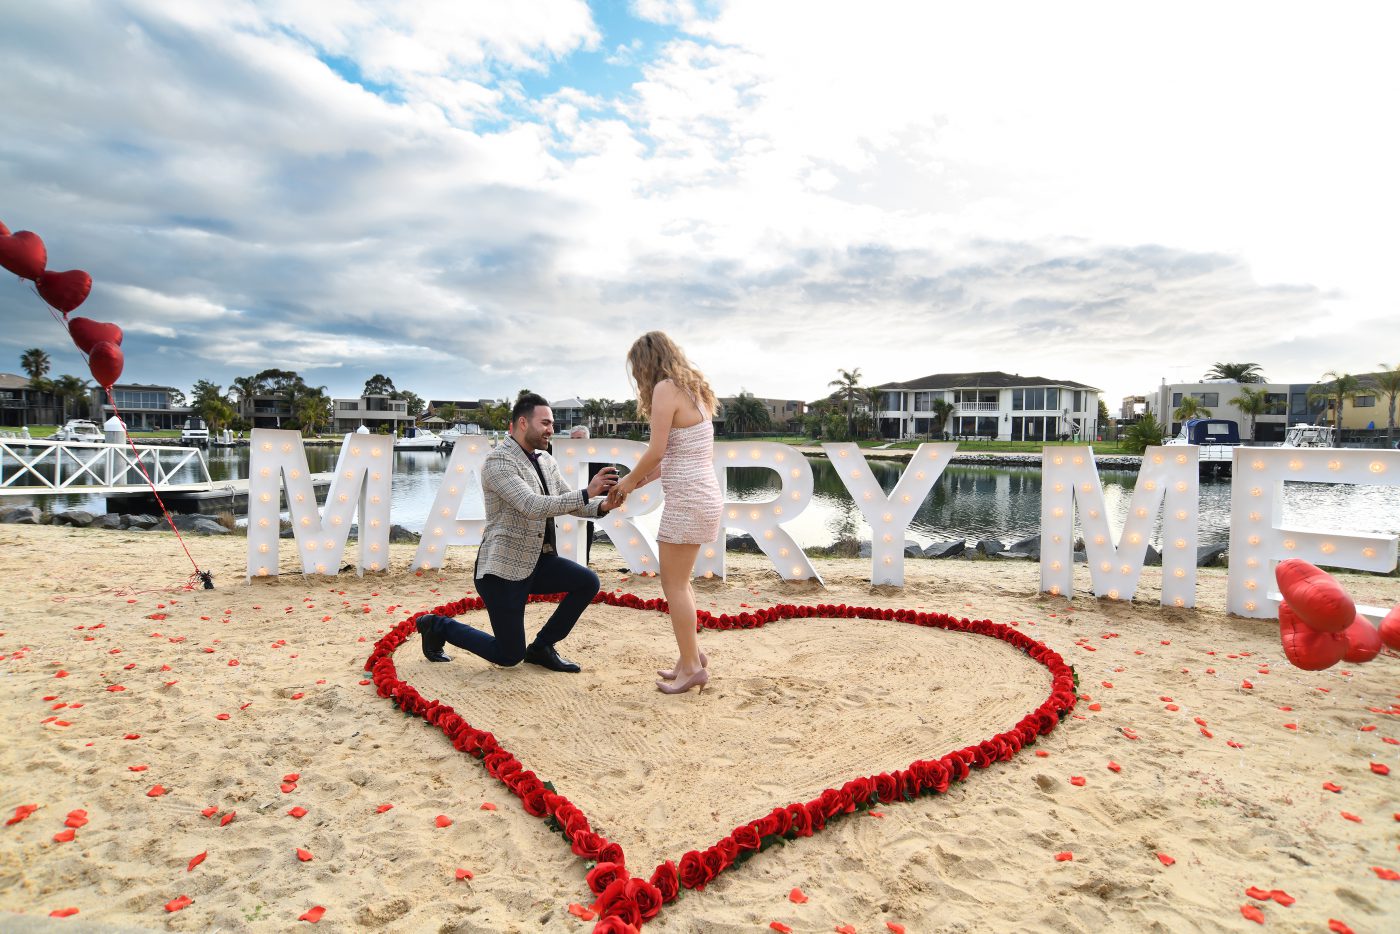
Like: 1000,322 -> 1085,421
435,554 -> 600,666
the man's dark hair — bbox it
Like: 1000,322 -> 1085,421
511,391 -> 550,424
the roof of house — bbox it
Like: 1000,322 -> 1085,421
0,373 -> 33,390
877,370 -> 1101,392
551,397 -> 585,409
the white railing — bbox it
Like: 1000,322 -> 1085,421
0,440 -> 213,495
957,402 -> 1000,412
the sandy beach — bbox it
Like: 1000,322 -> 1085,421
2,523 -> 1398,932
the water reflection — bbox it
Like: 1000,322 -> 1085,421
10,448 -> 1400,551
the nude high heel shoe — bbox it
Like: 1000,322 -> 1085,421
655,667 -> 709,695
657,651 -> 709,680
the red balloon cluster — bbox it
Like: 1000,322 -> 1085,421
1275,558 -> 1399,670
0,217 -> 119,388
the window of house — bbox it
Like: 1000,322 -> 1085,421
1198,393 -> 1219,406
1355,395 -> 1375,407
1012,389 -> 1023,410
1264,393 -> 1287,415
1045,388 -> 1059,410
1074,390 -> 1083,411
1173,392 -> 1183,406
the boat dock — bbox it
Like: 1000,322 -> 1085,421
106,473 -> 336,515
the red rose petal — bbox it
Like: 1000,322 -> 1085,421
1372,866 -> 1400,881
1156,852 -> 1175,866
435,815 -> 452,827
296,847 -> 313,861
215,713 -> 230,721
1034,750 -> 1049,757
201,806 -> 217,818
283,773 -> 300,782
568,903 -> 597,920
769,924 -> 793,934
375,804 -> 393,813
288,806 -> 308,819
479,802 -> 497,811
280,782 -> 297,793
220,811 -> 235,826
1329,921 -> 1355,934
1323,782 -> 1343,793
1284,723 -> 1298,730
455,867 -> 473,880
164,895 -> 192,913
789,887 -> 808,904
187,851 -> 206,872
52,828 -> 75,843
146,785 -> 167,797
1101,681 -> 1113,688
1371,762 -> 1390,775
836,925 -> 858,934
1240,904 -> 1265,924
64,809 -> 88,828
1245,886 -> 1271,900
1070,776 -> 1086,786
49,907 -> 79,917
1341,811 -> 1362,823
1054,851 -> 1073,861
1107,761 -> 1122,772
298,906 -> 325,923
886,924 -> 907,934
1269,889 -> 1295,906
128,765 -> 148,772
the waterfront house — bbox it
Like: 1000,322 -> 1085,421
90,383 -> 196,431
716,397 -> 807,432
0,372 -> 61,426
332,393 -> 414,434
874,371 -> 1101,442
1150,380 -> 1321,443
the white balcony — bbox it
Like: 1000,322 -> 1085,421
957,402 -> 1000,412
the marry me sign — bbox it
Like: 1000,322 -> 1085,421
244,429 -> 1400,620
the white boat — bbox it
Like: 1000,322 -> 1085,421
438,423 -> 483,443
1165,418 -> 1242,476
1278,423 -> 1335,448
394,428 -> 443,451
51,419 -> 105,443
180,418 -> 210,446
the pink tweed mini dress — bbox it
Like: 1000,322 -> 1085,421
657,399 -> 722,545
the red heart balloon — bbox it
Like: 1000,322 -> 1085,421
68,316 -> 124,355
1274,558 -> 1354,633
37,269 -> 93,314
1380,604 -> 1400,651
88,341 -> 124,389
1341,614 -> 1381,664
1278,600 -> 1348,671
0,230 -> 47,280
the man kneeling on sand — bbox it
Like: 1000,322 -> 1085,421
415,393 -> 622,673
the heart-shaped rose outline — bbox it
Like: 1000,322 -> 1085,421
365,592 -> 1078,930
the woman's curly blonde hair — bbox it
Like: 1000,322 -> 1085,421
626,331 -> 717,420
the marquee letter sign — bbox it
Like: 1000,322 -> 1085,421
823,442 -> 956,586
693,442 -> 821,582
412,437 -> 491,572
1226,447 -> 1400,619
551,438 -> 663,574
1040,445 -> 1199,605
246,429 -> 393,577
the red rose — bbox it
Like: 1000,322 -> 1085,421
702,847 -> 727,878
873,772 -> 899,803
819,787 -> 850,818
571,830 -> 606,860
678,850 -> 710,890
596,878 -> 642,925
765,806 -> 792,836
591,916 -> 640,934
598,841 -> 625,866
804,801 -> 827,832
843,777 -> 873,806
624,878 -> 663,921
732,824 -> 761,851
564,812 -> 591,838
587,861 -> 628,895
650,861 -> 679,902
786,802 -> 813,837
716,836 -> 739,866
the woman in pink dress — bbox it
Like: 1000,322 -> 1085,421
614,332 -> 722,695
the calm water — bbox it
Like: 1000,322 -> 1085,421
13,448 -> 1400,549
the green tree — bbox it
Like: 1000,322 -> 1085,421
1174,395 -> 1211,423
190,380 -> 229,430
230,375 -> 261,406
397,390 -> 425,418
1308,370 -> 1360,433
582,398 -> 607,432
1121,414 -> 1166,455
931,398 -> 955,439
363,374 -> 396,396
1098,399 -> 1110,424
724,391 -> 772,434
1229,386 -> 1269,441
1204,362 -> 1267,383
1372,364 -> 1400,447
51,374 -> 93,421
294,386 -> 332,436
828,367 -> 862,438
21,348 -> 51,384
437,402 -> 458,423
478,400 -> 510,430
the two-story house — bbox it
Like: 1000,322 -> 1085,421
91,383 -> 195,431
875,371 -> 1101,442
332,393 -> 414,434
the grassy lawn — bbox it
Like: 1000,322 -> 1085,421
720,434 -> 1134,456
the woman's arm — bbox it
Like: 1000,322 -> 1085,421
617,382 -> 677,494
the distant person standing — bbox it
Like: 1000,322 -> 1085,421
611,332 -> 722,695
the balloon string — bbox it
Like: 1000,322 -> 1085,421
103,387 -> 209,585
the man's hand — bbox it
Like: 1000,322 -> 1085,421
587,466 -> 620,499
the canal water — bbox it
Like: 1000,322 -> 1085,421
13,447 -> 1400,550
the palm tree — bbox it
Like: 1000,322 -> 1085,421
1121,414 -> 1166,456
51,374 -> 94,421
828,367 -> 862,438
1204,362 -> 1266,383
582,398 -> 607,433
1308,370 -> 1360,433
437,403 -> 458,424
930,398 -> 955,439
21,348 -> 51,384
294,386 -> 332,436
1174,395 -> 1211,423
724,391 -> 771,434
1229,386 -> 1269,442
1371,364 -> 1400,447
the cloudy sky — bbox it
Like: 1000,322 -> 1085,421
2,0 -> 1397,409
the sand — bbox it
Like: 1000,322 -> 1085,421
1,523 -> 1398,932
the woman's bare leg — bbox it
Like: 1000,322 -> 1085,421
658,542 -> 703,677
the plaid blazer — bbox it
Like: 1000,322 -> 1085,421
475,437 -> 605,581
